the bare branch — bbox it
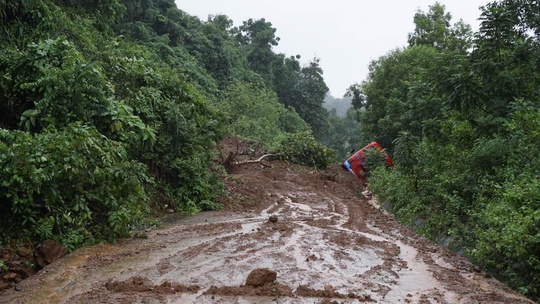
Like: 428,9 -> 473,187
233,153 -> 282,165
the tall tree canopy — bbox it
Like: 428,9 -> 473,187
408,2 -> 473,52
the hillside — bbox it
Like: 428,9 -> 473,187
0,138 -> 533,304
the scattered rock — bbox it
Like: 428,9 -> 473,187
17,245 -> 32,258
268,215 -> 278,223
362,190 -> 372,199
9,267 -> 33,280
3,272 -> 18,281
33,239 -> 67,269
324,284 -> 334,293
245,268 -> 277,287
305,254 -> 318,262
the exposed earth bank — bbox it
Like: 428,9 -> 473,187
0,139 -> 533,304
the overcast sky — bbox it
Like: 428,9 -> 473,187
175,0 -> 492,97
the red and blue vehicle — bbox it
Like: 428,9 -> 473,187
342,142 -> 394,182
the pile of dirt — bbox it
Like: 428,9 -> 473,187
217,136 -> 364,212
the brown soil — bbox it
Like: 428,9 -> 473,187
0,137 -> 533,303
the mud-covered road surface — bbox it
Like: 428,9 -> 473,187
0,140 -> 534,304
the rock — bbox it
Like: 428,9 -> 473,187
268,215 -> 278,223
245,268 -> 277,287
9,266 -> 34,279
33,239 -> 66,269
3,272 -> 18,281
324,284 -> 334,293
17,245 -> 32,258
361,190 -> 372,199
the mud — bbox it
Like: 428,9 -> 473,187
0,138 -> 534,304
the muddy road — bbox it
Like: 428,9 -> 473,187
0,155 -> 533,303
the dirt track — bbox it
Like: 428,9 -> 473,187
0,146 -> 534,303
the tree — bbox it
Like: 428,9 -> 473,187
234,18 -> 280,85
366,1 -> 540,299
471,1 -> 540,119
214,80 -> 308,147
320,108 -> 363,159
408,2 -> 473,52
358,46 -> 440,150
296,58 -> 330,139
273,54 -> 302,108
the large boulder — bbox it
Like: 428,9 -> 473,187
245,268 -> 277,287
33,239 -> 66,269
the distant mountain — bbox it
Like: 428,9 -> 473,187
323,95 -> 352,117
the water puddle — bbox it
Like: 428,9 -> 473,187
2,188 -> 531,304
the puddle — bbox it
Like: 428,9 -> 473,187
1,188 -> 532,304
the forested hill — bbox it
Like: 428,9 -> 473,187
0,0 -> 346,251
2,0 -> 540,301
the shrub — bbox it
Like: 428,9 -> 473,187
278,131 -> 337,170
0,124 -> 150,251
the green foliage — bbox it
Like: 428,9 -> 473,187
53,0 -> 124,23
0,36 -> 155,148
360,2 -> 540,299
0,0 -> 336,261
0,124 -> 149,251
320,108 -> 363,159
3,37 -> 111,131
359,45 -> 440,149
234,18 -> 279,84
392,131 -> 420,171
122,66 -> 224,213
0,260 -> 7,272
296,58 -> 330,139
407,2 -> 473,52
368,167 -> 419,225
215,81 -> 309,148
471,173 -> 540,296
278,105 -> 311,135
0,0 -> 56,48
279,131 -> 337,170
469,100 -> 540,297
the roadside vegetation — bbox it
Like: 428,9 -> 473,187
355,2 -> 540,299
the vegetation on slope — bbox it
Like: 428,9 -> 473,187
2,0 -> 540,300
0,0 -> 337,250
353,1 -> 540,299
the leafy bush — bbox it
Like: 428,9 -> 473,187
1,37 -> 155,147
215,81 -> 309,148
0,124 -> 150,251
471,172 -> 540,297
278,131 -> 337,170
110,59 -> 225,213
469,101 -> 540,298
368,167 -> 420,223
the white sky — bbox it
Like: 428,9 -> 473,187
175,0 -> 492,97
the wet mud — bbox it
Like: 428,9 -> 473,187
0,140 -> 534,304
